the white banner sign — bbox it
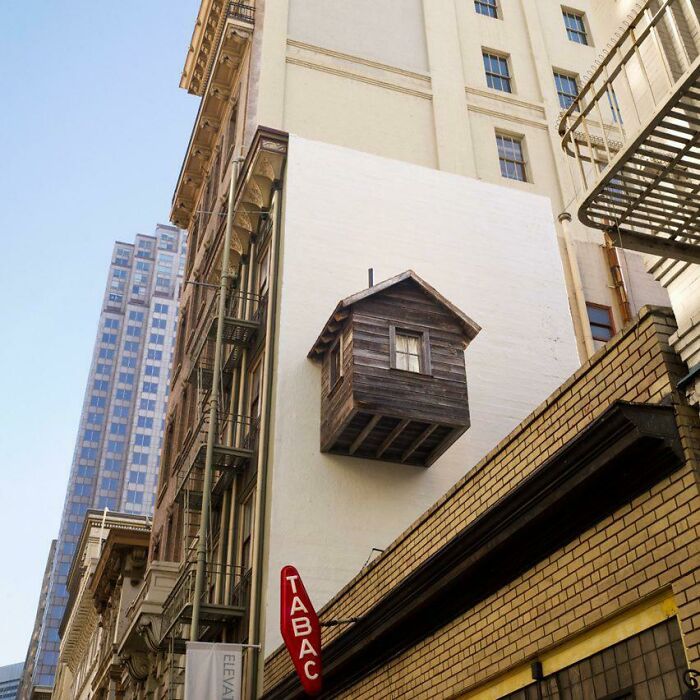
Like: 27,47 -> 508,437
185,642 -> 243,700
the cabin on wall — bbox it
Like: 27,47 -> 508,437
308,271 -> 481,467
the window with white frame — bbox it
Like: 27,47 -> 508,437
475,0 -> 498,18
562,10 -> 588,45
496,134 -> 527,182
483,51 -> 512,92
554,71 -> 579,110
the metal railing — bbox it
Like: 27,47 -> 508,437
229,2 -> 255,24
160,562 -> 249,643
558,0 -> 700,254
223,289 -> 263,324
187,288 -> 262,364
175,411 -> 257,498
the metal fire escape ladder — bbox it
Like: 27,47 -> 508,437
558,0 -> 700,264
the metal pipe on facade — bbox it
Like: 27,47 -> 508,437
559,212 -> 596,359
247,176 -> 284,699
190,158 -> 240,641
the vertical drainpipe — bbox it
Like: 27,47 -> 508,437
190,158 -> 240,641
247,173 -> 285,699
559,212 -> 596,359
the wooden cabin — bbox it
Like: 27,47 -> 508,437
308,271 -> 480,467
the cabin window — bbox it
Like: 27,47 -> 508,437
328,339 -> 342,390
390,326 -> 431,374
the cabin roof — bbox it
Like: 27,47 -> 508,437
308,270 -> 481,359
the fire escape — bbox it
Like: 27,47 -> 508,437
160,281 -> 263,642
558,0 -> 700,264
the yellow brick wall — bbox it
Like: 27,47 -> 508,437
263,307 -> 700,697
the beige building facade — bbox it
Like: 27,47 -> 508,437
51,511 -> 150,700
173,0 -> 671,361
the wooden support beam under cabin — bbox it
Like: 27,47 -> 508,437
349,415 -> 382,455
376,419 -> 410,459
401,424 -> 438,463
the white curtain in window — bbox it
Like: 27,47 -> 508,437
396,333 -> 421,372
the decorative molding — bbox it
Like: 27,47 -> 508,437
285,57 -> 433,100
466,103 -> 549,132
286,39 -> 431,83
465,86 -> 546,117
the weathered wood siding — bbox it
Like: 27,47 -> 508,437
351,280 -> 470,426
320,321 -> 355,451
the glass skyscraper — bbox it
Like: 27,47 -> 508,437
27,224 -> 186,690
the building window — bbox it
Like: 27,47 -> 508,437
227,102 -> 238,157
496,134 -> 527,181
475,0 -> 498,18
126,490 -> 144,505
135,434 -> 151,447
390,326 -> 431,374
586,303 -> 615,342
239,491 -> 254,572
563,10 -> 588,45
249,361 -> 262,419
483,52 -> 512,93
607,87 -> 623,123
328,340 -> 342,390
258,248 -> 270,295
554,71 -> 579,109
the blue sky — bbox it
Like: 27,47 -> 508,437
0,2 -> 199,665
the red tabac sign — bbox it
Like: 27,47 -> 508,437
280,565 -> 322,695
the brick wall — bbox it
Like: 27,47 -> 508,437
263,306 -> 700,698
